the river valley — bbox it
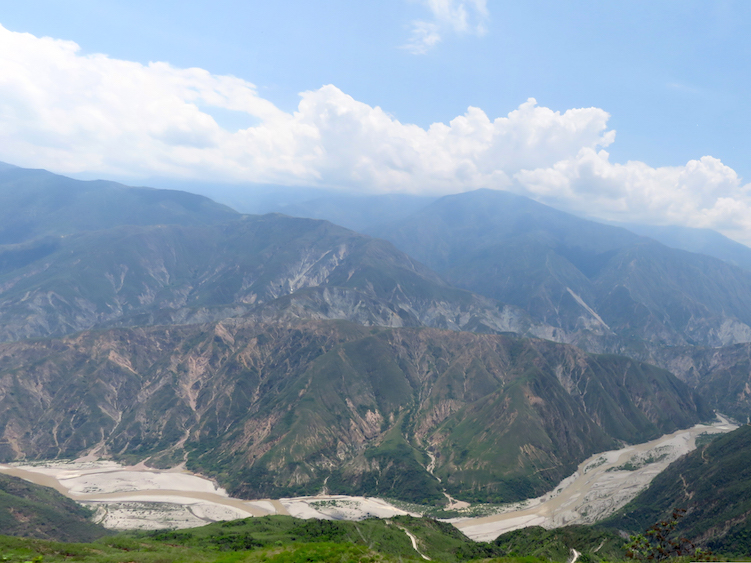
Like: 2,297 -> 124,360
0,415 -> 736,540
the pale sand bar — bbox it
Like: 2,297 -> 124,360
454,415 -> 737,541
0,460 -> 274,529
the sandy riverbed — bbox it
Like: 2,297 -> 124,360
0,459 -> 414,529
0,415 -> 736,534
454,415 -> 737,541
0,459 -> 277,529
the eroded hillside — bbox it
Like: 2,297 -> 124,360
0,319 -> 708,503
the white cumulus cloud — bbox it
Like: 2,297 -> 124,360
402,0 -> 489,54
515,151 -> 751,244
1,24 -> 750,244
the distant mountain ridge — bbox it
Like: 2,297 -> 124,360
0,163 -> 238,244
368,189 -> 751,349
4,163 -> 751,353
0,165 -> 568,343
609,221 -> 751,273
0,214 -> 554,342
222,183 -> 751,272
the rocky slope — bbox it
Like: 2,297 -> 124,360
0,214 -> 555,342
0,319 -> 708,503
641,343 -> 751,421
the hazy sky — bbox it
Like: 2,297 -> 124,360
2,1 -> 751,242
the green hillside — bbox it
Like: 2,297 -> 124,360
492,525 -> 626,562
0,474 -> 109,542
605,424 -> 751,556
0,513 -> 633,563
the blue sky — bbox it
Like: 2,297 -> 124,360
5,0 -> 748,174
1,1 -> 751,241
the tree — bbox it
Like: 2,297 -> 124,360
624,508 -> 713,561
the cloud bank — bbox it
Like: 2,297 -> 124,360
1,24 -> 750,244
402,0 -> 489,54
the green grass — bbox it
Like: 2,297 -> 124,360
0,514 -> 636,563
491,525 -> 628,563
0,475 -> 110,543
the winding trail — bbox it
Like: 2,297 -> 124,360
425,450 -> 469,510
398,526 -> 430,560
426,451 -> 439,481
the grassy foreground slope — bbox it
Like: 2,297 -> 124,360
0,514 -> 629,563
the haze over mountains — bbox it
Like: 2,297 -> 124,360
368,189 -> 751,349
1,161 -> 750,521
0,206 -> 550,342
0,163 -> 239,244
212,182 -> 751,274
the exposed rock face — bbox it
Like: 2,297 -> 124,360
643,343 -> 751,421
0,319 -> 708,503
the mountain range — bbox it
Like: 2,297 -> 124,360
368,189 -> 751,349
0,212 -> 554,343
212,181 -> 751,275
0,318 -> 706,503
0,161 -> 749,516
0,163 -> 238,244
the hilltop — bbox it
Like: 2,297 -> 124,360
0,513 -> 630,563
